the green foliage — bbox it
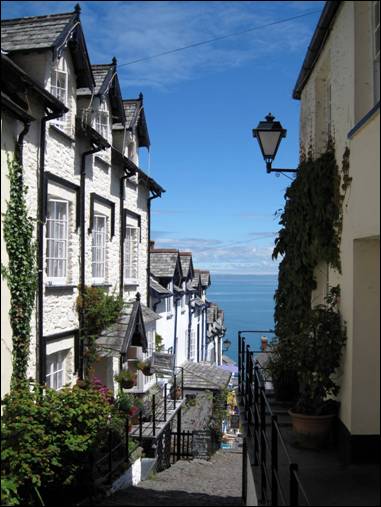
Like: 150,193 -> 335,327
114,369 -> 136,387
76,286 -> 123,378
270,142 -> 350,403
155,333 -> 164,352
1,381 -> 116,505
290,287 -> 346,414
1,157 -> 37,384
210,388 -> 229,443
272,140 -> 345,340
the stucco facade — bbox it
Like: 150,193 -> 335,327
297,0 -> 380,455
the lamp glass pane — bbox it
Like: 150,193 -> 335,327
258,130 -> 282,158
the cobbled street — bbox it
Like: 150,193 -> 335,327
98,449 -> 243,506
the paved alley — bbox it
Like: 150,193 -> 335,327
98,449 -> 243,506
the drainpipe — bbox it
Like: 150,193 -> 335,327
37,111 -> 66,384
147,192 -> 160,307
188,294 -> 195,360
15,121 -> 31,166
78,145 -> 104,379
119,173 -> 128,298
173,296 -> 178,365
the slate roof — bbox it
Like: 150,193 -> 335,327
200,270 -> 211,288
190,271 -> 201,289
1,7 -> 94,89
113,96 -> 150,148
150,277 -> 172,297
181,361 -> 231,391
150,250 -> 180,278
78,64 -> 111,95
96,301 -> 147,357
179,252 -> 193,279
1,11 -> 75,52
141,304 -> 161,324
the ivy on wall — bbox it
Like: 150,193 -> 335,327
272,140 -> 350,341
76,286 -> 124,379
1,157 -> 37,385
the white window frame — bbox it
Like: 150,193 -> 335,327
50,57 -> 68,129
124,225 -> 139,283
165,295 -> 173,317
93,101 -> 109,141
46,199 -> 69,284
46,349 -> 68,390
92,214 -> 107,283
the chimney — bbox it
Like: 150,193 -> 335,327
149,240 -> 155,250
260,336 -> 268,352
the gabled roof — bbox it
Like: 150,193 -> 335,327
150,249 -> 182,279
179,252 -> 194,280
113,94 -> 150,148
77,60 -> 125,124
181,361 -> 231,391
1,5 -> 94,89
200,270 -> 211,288
96,300 -> 147,357
141,304 -> 161,324
190,270 -> 201,290
150,277 -> 172,298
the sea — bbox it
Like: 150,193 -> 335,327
207,274 -> 278,364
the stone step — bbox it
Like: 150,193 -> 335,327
141,458 -> 157,481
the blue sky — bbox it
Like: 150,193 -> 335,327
2,1 -> 324,275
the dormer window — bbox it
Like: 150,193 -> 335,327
94,101 -> 109,141
51,57 -> 68,129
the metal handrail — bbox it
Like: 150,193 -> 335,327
238,331 -> 311,507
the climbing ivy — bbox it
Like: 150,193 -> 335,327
272,140 -> 350,342
1,157 -> 37,385
76,286 -> 124,379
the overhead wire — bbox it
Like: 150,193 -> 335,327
116,9 -> 322,68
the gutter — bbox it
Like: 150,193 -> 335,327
293,1 -> 341,100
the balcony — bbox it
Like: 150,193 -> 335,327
237,332 -> 380,506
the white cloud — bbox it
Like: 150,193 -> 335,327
153,235 -> 278,274
81,1 -> 323,89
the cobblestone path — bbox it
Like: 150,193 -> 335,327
99,449 -> 243,506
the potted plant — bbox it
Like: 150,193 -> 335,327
128,397 -> 144,425
287,287 -> 346,447
115,391 -> 134,413
136,359 -> 153,376
114,369 -> 137,389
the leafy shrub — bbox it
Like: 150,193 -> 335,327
1,382 -> 116,505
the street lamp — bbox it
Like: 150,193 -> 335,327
252,113 -> 297,174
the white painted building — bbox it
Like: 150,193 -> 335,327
1,5 -> 165,396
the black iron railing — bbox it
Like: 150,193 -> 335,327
238,331 -> 310,507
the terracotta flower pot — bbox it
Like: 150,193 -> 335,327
288,409 -> 335,448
